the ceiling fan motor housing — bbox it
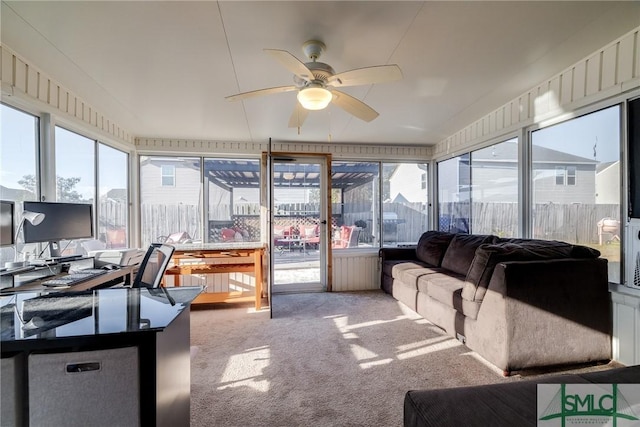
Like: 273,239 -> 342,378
294,62 -> 335,87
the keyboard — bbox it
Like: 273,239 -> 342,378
42,269 -> 108,287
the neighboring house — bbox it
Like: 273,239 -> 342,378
596,161 -> 620,205
0,185 -> 36,202
104,188 -> 128,202
139,157 -> 202,205
388,164 -> 428,205
469,141 -> 598,204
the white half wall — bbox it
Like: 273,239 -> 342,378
332,250 -> 380,292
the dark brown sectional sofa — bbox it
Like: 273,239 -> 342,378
404,364 -> 640,427
380,231 -> 612,374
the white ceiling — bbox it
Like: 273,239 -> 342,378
2,1 -> 639,146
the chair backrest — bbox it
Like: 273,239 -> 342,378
332,226 -> 361,249
131,243 -> 175,288
347,227 -> 361,248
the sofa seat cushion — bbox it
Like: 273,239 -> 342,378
398,267 -> 445,288
417,273 -> 482,319
462,240 -> 602,302
415,231 -> 456,266
383,260 -> 430,278
440,234 -> 498,276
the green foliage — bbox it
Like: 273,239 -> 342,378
19,174 -> 84,202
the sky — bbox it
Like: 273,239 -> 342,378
532,105 -> 620,163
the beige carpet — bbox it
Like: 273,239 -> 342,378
189,290 -> 615,426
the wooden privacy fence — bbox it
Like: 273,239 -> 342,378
141,204 -> 201,244
139,201 -> 618,246
440,202 -> 620,244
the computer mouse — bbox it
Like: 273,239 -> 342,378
22,316 -> 44,331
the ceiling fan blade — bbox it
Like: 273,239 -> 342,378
265,49 -> 314,82
288,103 -> 309,128
331,90 -> 379,122
328,65 -> 403,87
226,85 -> 297,102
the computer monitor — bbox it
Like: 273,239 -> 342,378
0,201 -> 15,247
23,202 -> 93,258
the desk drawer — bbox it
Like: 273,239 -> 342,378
29,347 -> 139,427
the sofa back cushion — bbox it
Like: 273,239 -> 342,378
415,231 -> 456,266
497,238 -> 601,258
440,234 -> 497,276
462,240 -> 601,302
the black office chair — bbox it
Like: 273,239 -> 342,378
131,243 -> 175,288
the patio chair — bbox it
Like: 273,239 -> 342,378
332,226 -> 361,249
159,231 -> 193,244
273,225 -> 297,252
301,225 -> 320,249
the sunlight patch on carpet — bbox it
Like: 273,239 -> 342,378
360,358 -> 394,369
350,343 -> 379,361
395,335 -> 451,352
396,339 -> 460,360
218,346 -> 271,392
331,314 -> 414,333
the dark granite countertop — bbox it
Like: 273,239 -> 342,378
0,286 -> 203,342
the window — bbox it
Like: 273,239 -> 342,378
54,127 -> 130,255
204,158 -> 260,243
161,165 -> 175,186
140,156 -> 201,246
0,104 -> 39,265
332,161 -> 379,249
567,166 -> 576,186
383,162 -> 429,246
55,127 -> 96,204
470,138 -> 519,237
98,144 -> 129,249
555,167 -> 565,185
438,155 -> 470,233
532,105 -> 621,283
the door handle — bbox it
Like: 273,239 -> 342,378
320,220 -> 327,225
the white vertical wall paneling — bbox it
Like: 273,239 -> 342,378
26,65 -> 38,99
167,256 -> 256,296
135,137 -> 433,159
573,61 -> 587,101
586,52 -> 602,96
332,251 -> 380,292
602,44 -> 618,89
611,293 -> 640,365
618,35 -> 634,83
14,57 -> 26,93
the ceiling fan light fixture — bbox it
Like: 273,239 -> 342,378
297,87 -> 332,110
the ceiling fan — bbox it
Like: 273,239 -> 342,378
226,40 -> 403,128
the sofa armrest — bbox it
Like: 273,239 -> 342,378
378,247 -> 417,262
471,258 -> 611,372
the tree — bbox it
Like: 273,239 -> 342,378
19,174 -> 85,202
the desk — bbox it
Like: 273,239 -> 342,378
0,286 -> 203,426
165,243 -> 265,309
0,266 -> 135,295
